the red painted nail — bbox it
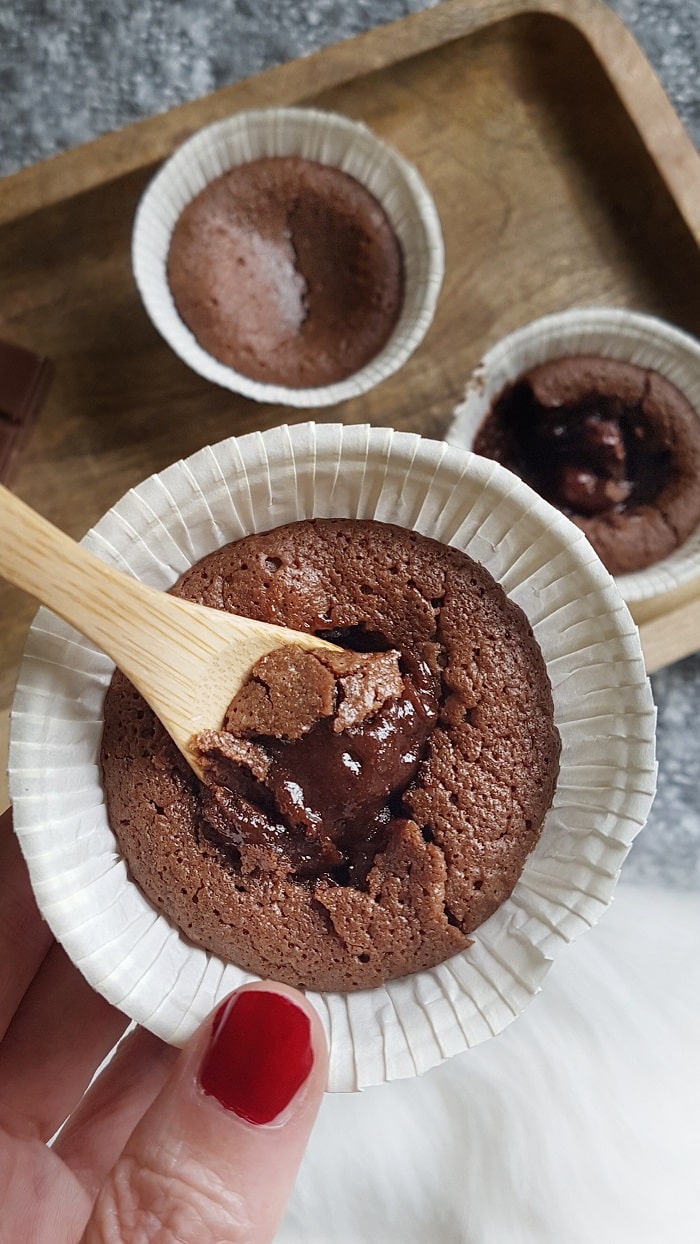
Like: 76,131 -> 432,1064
199,989 -> 314,1125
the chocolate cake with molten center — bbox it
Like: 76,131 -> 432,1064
100,519 -> 560,992
473,355 -> 700,575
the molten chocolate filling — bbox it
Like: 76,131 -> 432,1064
194,643 -> 439,885
477,382 -> 672,517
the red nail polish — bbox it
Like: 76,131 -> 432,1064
199,989 -> 314,1125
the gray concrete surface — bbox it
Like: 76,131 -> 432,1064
0,1 -> 698,174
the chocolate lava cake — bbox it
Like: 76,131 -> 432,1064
473,355 -> 700,575
101,519 -> 560,992
166,156 -> 404,388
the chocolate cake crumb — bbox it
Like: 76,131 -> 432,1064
219,646 -> 406,740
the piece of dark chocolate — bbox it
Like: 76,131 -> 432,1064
0,339 -> 53,482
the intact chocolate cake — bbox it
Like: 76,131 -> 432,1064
473,355 -> 700,575
100,519 -> 560,993
166,156 -> 404,388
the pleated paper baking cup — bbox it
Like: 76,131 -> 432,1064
446,307 -> 700,604
132,107 -> 444,407
9,424 -> 656,1092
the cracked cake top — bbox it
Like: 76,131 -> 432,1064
100,518 -> 560,993
473,355 -> 700,576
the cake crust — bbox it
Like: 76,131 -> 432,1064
166,156 -> 404,388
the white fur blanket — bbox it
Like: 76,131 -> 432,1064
279,882 -> 700,1243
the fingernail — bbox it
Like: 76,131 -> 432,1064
199,989 -> 314,1125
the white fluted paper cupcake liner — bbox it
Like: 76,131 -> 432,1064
132,107 -> 444,407
9,424 -> 656,1091
446,307 -> 700,604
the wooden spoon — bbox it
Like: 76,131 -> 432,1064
0,483 -> 339,779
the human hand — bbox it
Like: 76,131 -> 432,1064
0,805 -> 328,1242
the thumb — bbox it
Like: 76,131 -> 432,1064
83,981 -> 328,1244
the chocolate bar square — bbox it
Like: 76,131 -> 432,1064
0,339 -> 53,482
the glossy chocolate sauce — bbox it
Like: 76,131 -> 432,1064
475,381 -> 672,518
196,647 -> 439,885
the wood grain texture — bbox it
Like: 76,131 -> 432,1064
1,0 -> 699,807
1,0 -> 698,235
639,593 -> 700,675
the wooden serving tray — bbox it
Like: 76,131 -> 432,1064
2,0 -> 700,807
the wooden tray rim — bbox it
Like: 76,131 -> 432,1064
1,0 -> 699,246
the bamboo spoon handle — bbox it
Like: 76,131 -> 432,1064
0,482 -> 164,653
0,481 -> 226,695
0,484 -> 334,772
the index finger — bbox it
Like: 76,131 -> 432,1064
84,983 -> 328,1244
